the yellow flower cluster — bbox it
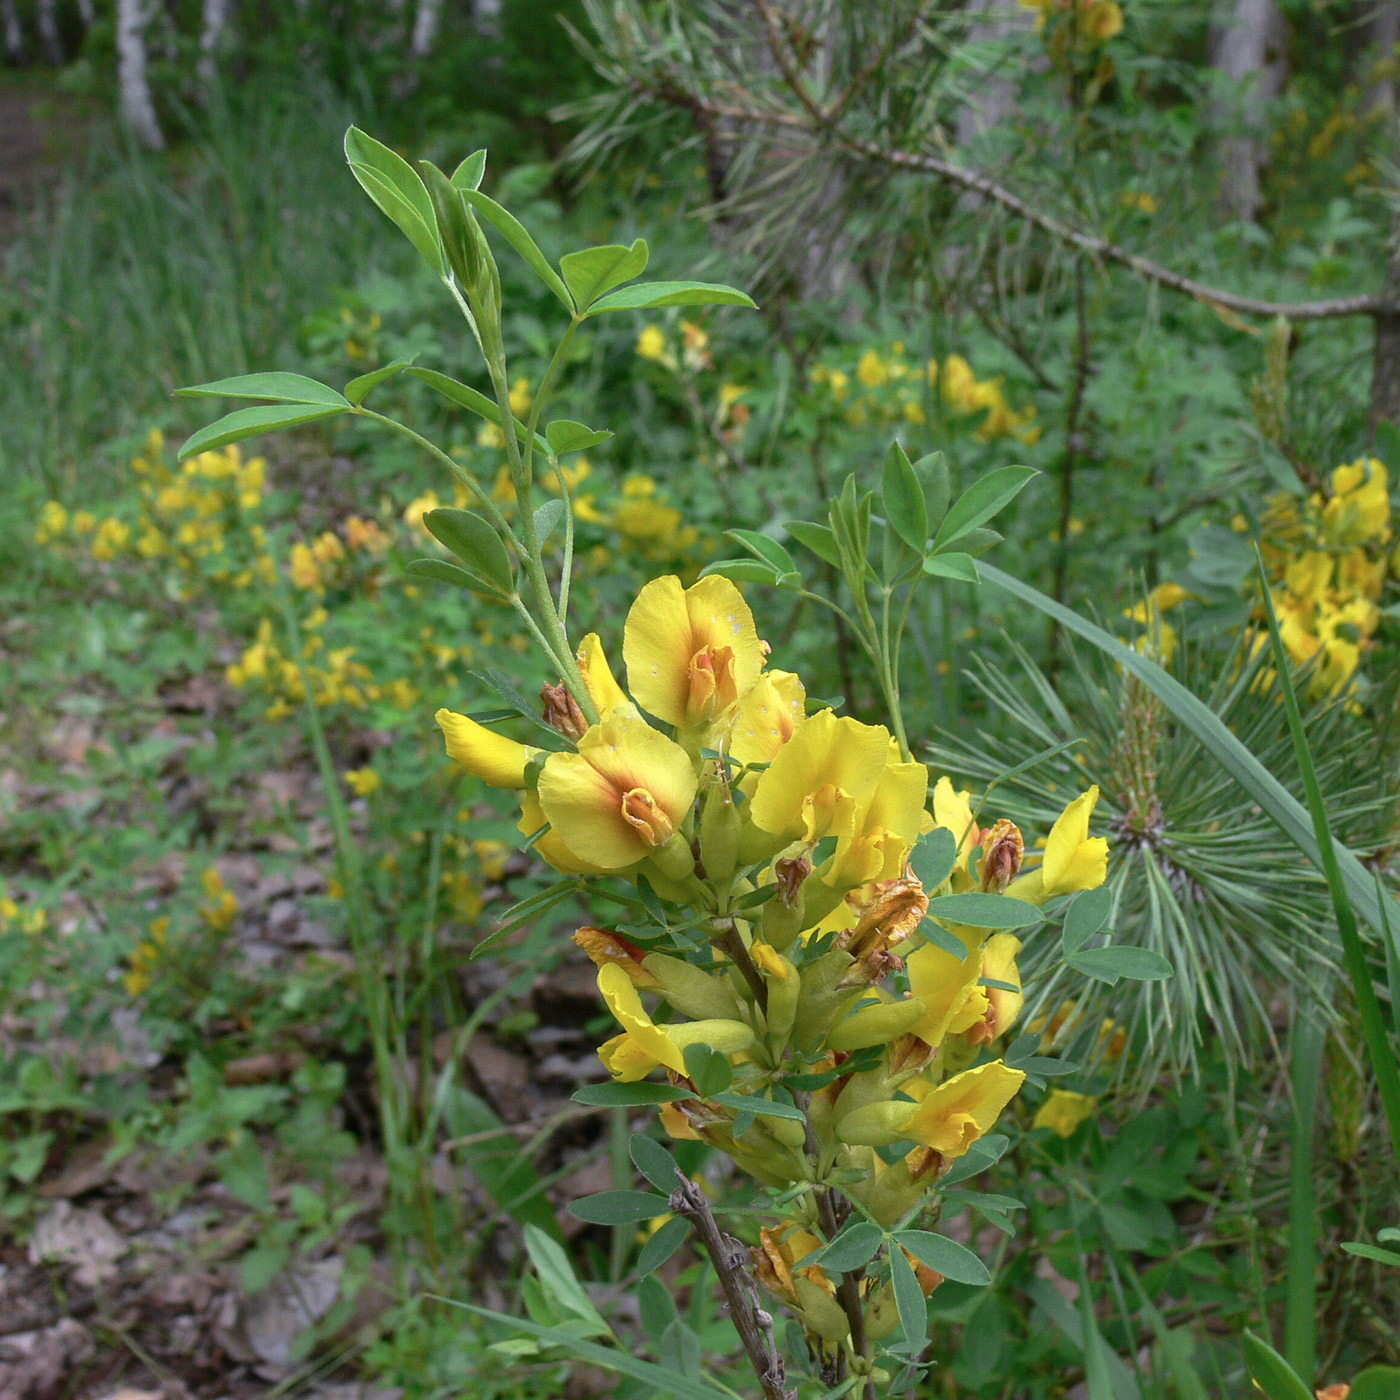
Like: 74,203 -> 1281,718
809,344 -> 1040,444
1019,0 -> 1124,44
35,431 -> 276,592
123,917 -> 170,996
1258,458 -> 1394,695
287,515 -> 391,594
433,573 -> 1109,1348
0,892 -> 47,936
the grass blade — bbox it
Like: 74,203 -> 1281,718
1284,1010 -> 1325,1379
1253,553 -> 1400,1166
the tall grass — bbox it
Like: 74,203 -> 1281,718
0,80 -> 400,498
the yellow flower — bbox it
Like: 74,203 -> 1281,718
958,934 -> 1024,1046
536,711 -> 698,872
508,377 -> 532,415
403,490 -> 442,534
344,768 -> 382,797
623,575 -> 764,729
71,510 -> 96,535
596,963 -> 753,1081
636,325 -> 675,368
856,349 -> 889,388
289,542 -> 321,590
1083,0 -> 1123,41
1033,1089 -> 1100,1137
199,870 -> 238,933
1324,458 -> 1390,547
838,1061 -> 1026,1159
1008,787 -> 1109,903
91,518 -> 132,561
517,790 -> 608,875
35,501 -> 68,544
436,709 -> 538,789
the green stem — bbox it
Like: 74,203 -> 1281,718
353,407 -> 520,550
1284,1006 -> 1324,1379
878,585 -> 911,760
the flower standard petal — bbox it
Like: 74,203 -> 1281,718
598,963 -> 687,1075
577,632 -> 631,714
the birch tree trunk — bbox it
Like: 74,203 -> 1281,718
955,0 -> 1034,148
76,0 -> 94,28
2,0 -> 26,64
116,0 -> 164,150
197,0 -> 232,85
1209,0 -> 1287,222
410,0 -> 442,59
1367,1 -> 1399,116
36,0 -> 61,63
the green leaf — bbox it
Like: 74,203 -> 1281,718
572,1081 -> 691,1107
925,892 -> 1044,929
883,440 -> 929,550
423,509 -> 514,594
1062,886 -> 1114,955
919,918 -> 972,957
977,563 -> 1400,945
523,1224 -> 611,1337
240,1241 -> 290,1295
710,1090 -> 806,1121
889,1240 -> 929,1354
1068,945 -> 1174,985
916,451 -> 950,529
344,126 -> 443,273
922,553 -> 980,583
450,1302 -> 734,1400
892,1230 -> 991,1286
629,1135 -> 680,1194
910,827 -> 957,893
567,1190 -> 668,1225
587,279 -> 757,313
440,1088 -> 562,1239
637,1215 -> 690,1277
683,1044 -> 733,1099
931,466 -> 1037,552
404,557 -> 506,599
459,186 -> 574,311
175,372 -> 349,407
809,1221 -> 884,1273
560,240 -> 649,311
545,419 -> 612,454
1241,1330 -> 1313,1400
405,367 -> 547,454
178,403 -> 346,461
726,529 -> 797,575
451,149 -> 487,191
534,499 -> 564,547
786,519 -> 841,566
1341,1241 -> 1400,1267
700,558 -> 780,585
956,527 -> 1005,557
1348,1367 -> 1400,1400
344,358 -> 416,405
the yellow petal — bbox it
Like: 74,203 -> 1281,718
1041,786 -> 1109,897
598,963 -> 687,1075
932,776 -> 978,873
624,575 -> 764,728
1033,1088 -> 1099,1137
577,632 -> 630,714
517,791 -> 607,875
903,1061 -> 1026,1158
537,712 -> 698,871
749,709 -> 889,845
905,937 -> 983,1048
729,670 -> 806,782
436,708 -> 535,788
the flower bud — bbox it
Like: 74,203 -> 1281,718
642,952 -> 742,1020
793,949 -> 861,1050
750,941 -> 800,1041
647,830 -> 696,883
793,1277 -> 850,1344
699,769 -> 741,883
979,819 -> 1024,892
825,996 -> 928,1053
540,681 -> 588,742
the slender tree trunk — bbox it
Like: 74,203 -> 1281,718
76,0 -> 94,28
1209,0 -> 1288,222
1371,94 -> 1400,434
954,0 -> 1034,148
36,0 -> 61,63
410,0 -> 441,58
197,0 -> 232,84
1368,1 -> 1400,116
116,0 -> 164,150
2,0 -> 26,64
